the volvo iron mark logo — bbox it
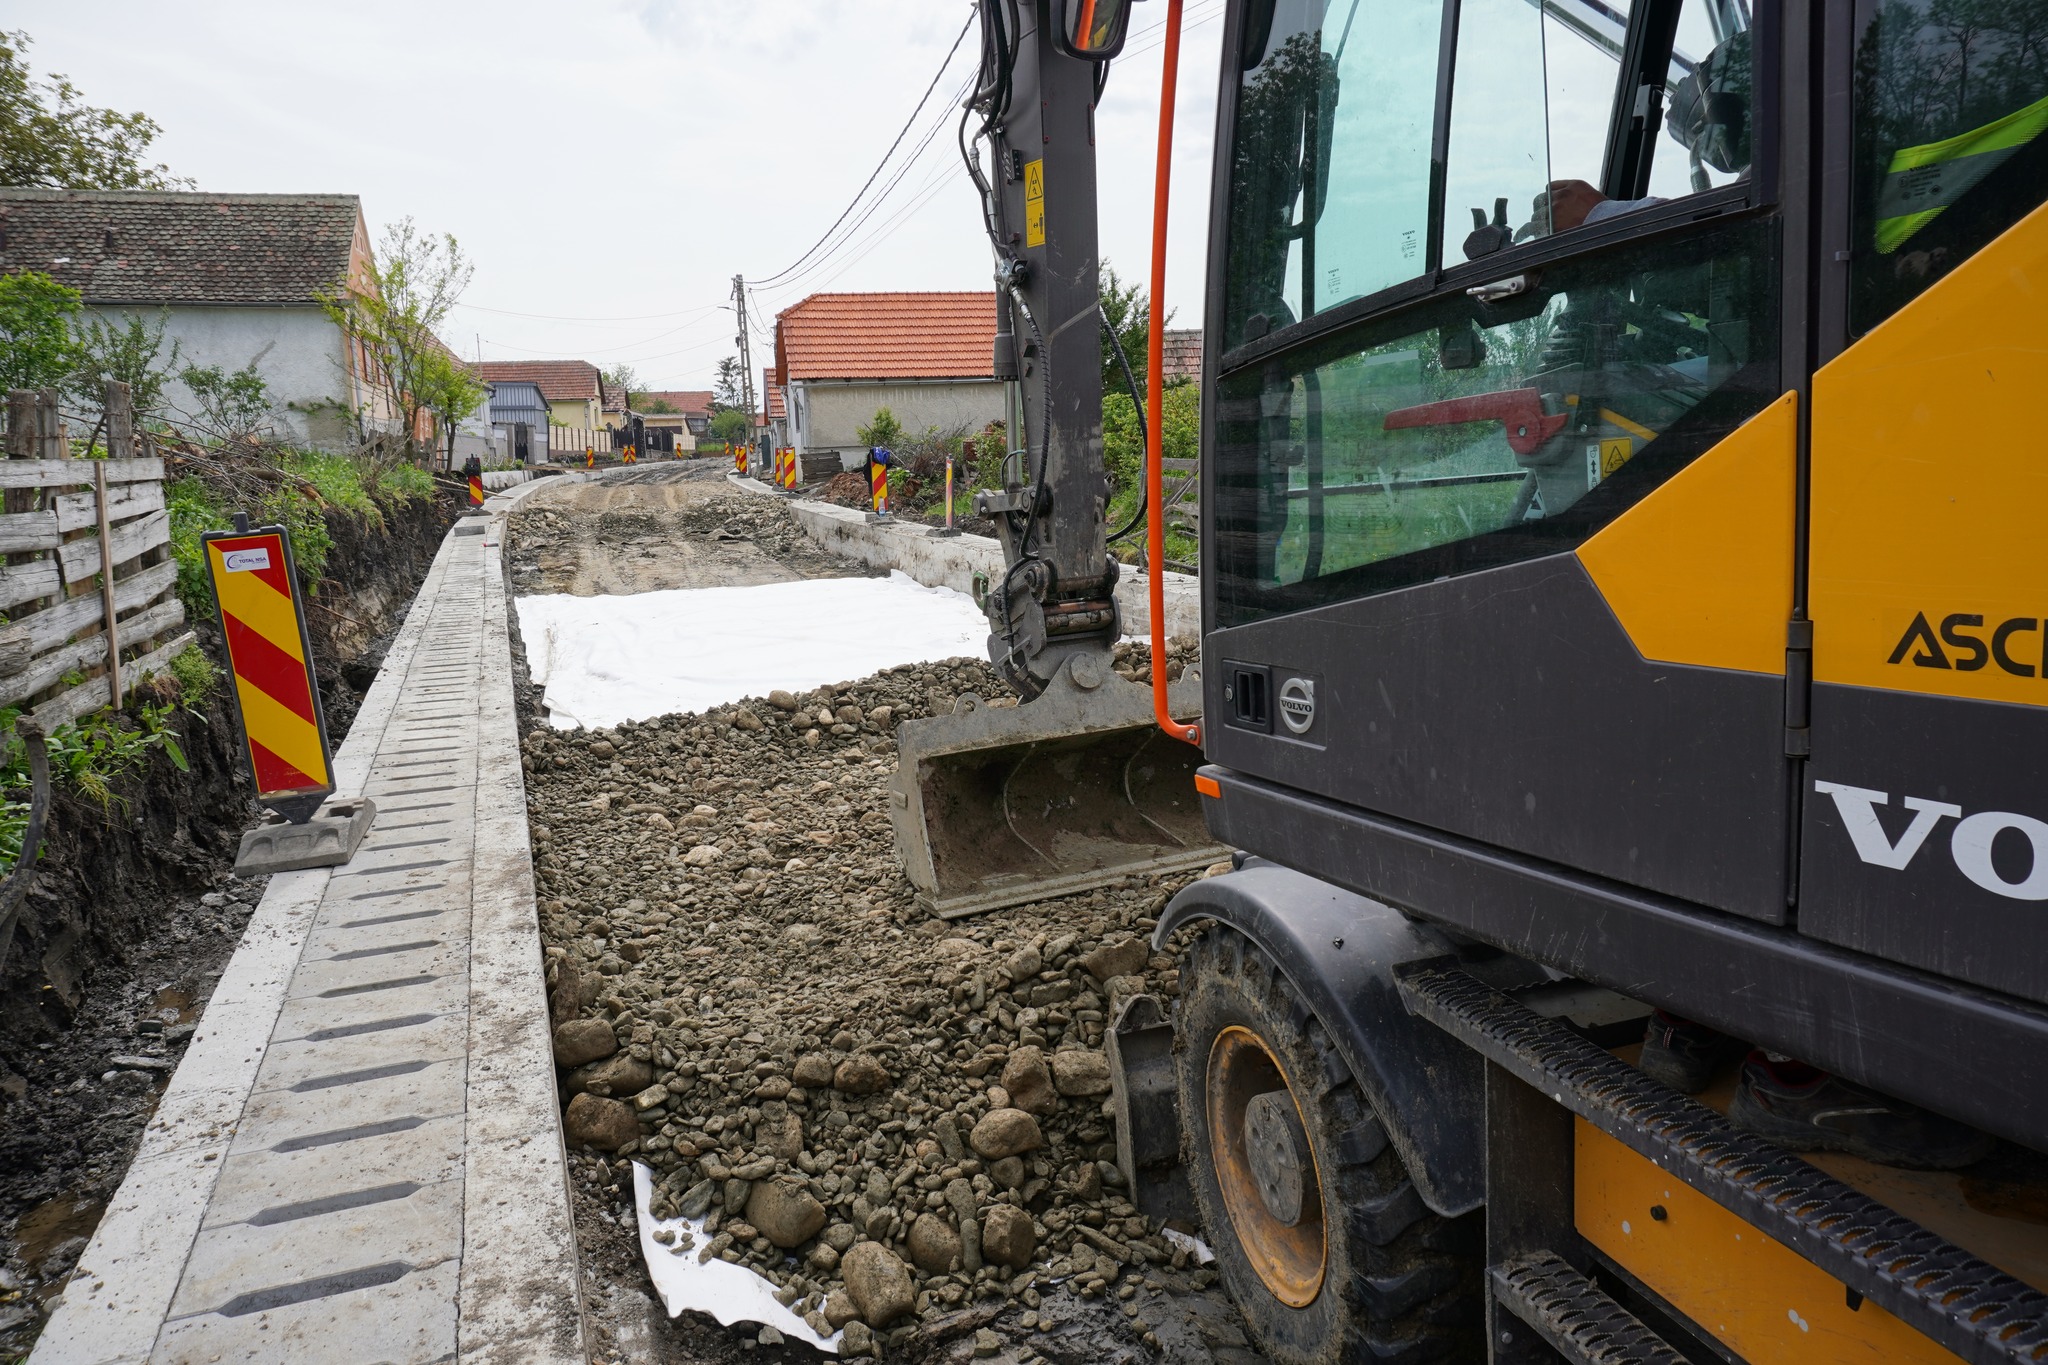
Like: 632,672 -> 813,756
1278,676 -> 1316,734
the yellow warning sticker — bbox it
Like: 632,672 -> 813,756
1585,438 -> 1634,488
1024,158 -> 1046,247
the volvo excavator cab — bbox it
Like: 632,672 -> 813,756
901,0 -> 2048,1361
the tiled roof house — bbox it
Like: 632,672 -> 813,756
473,360 -> 609,430
772,292 -> 1001,465
0,188 -> 397,449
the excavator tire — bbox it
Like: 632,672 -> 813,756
1176,925 -> 1483,1364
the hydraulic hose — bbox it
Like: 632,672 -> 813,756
1147,0 -> 1199,747
1102,304 -> 1149,543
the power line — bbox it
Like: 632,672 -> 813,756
451,300 -> 726,324
748,71 -> 974,312
744,9 -> 976,288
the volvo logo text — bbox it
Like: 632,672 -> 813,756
1815,780 -> 2048,901
1277,677 -> 1316,734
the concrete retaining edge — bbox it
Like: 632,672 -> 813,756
726,474 -> 1202,641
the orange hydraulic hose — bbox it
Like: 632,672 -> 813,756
1147,0 -> 1200,747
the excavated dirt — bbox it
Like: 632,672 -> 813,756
508,474 -> 1260,1364
506,464 -> 872,597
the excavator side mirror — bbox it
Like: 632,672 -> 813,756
1054,0 -> 1136,60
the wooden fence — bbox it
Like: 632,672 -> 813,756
0,386 -> 194,728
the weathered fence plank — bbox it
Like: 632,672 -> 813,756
53,482 -> 166,534
0,562 -> 179,670
0,510 -> 61,554
56,509 -> 170,583
34,631 -> 197,729
0,559 -> 60,611
0,634 -> 106,711
0,458 -> 164,490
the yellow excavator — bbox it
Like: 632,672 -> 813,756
887,0 -> 2048,1360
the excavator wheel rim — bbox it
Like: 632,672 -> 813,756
1206,1024 -> 1328,1307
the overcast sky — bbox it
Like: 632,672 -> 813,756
16,1 -> 1227,392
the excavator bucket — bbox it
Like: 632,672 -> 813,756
888,665 -> 1224,918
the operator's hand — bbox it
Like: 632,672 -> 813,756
1534,179 -> 1607,234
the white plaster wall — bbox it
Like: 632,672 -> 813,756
792,379 -> 1003,453
90,304 -> 357,449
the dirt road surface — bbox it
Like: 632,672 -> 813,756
506,469 -> 1264,1365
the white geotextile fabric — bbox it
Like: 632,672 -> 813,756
515,572 -> 988,730
632,1164 -> 841,1350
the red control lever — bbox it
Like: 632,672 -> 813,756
1383,387 -> 1568,456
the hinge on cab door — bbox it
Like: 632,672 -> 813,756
1784,617 -> 1813,758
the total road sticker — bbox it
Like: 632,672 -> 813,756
222,547 -> 272,573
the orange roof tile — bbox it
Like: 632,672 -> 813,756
774,292 -> 996,382
763,368 -> 785,421
640,389 -> 714,415
475,360 -> 604,405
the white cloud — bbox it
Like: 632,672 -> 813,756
19,0 -> 1224,389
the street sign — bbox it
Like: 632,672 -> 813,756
202,526 -> 336,821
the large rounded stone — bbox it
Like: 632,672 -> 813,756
748,1179 -> 827,1249
562,1093 -> 638,1151
968,1107 -> 1043,1159
833,1054 -> 890,1095
999,1046 -> 1057,1116
907,1213 -> 962,1275
1080,937 -> 1148,983
566,1052 -> 653,1097
1052,1049 -> 1112,1097
981,1203 -> 1036,1270
552,1018 -> 617,1068
792,1052 -> 836,1088
840,1242 -> 915,1327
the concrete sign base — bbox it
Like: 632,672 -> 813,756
233,797 -> 376,874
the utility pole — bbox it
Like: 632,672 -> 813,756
731,274 -> 757,423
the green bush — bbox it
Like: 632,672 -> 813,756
167,448 -> 436,618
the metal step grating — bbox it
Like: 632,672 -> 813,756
1397,962 -> 2048,1365
1493,1252 -> 1690,1365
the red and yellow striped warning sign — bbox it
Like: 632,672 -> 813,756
202,528 -> 334,806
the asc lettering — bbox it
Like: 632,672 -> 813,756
1814,781 -> 2048,902
1888,611 -> 2043,677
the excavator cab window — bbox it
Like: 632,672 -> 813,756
1223,0 -> 1445,349
1211,216 -> 1780,626
1848,0 -> 2048,333
1442,0 -> 1752,263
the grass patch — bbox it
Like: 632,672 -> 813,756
167,448 -> 438,618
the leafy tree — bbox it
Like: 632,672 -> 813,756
179,362 -> 271,443
709,408 -> 752,444
317,217 -> 473,458
1102,383 -> 1199,504
642,396 -> 677,414
856,407 -> 904,450
416,346 -> 487,470
0,269 -> 80,392
712,356 -> 748,413
1097,261 -> 1172,400
67,307 -> 181,426
0,30 -> 187,190
602,363 -> 643,409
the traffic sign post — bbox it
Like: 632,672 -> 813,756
203,521 -> 374,871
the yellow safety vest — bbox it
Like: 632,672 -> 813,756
1876,92 -> 2048,254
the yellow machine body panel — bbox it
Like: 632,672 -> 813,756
1574,1121 -> 1963,1365
1811,199 -> 2048,708
1576,391 -> 1799,676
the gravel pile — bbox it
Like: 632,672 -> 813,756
523,641 -> 1235,1360
670,493 -> 874,577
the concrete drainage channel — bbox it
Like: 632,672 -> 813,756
29,478 -> 585,1365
